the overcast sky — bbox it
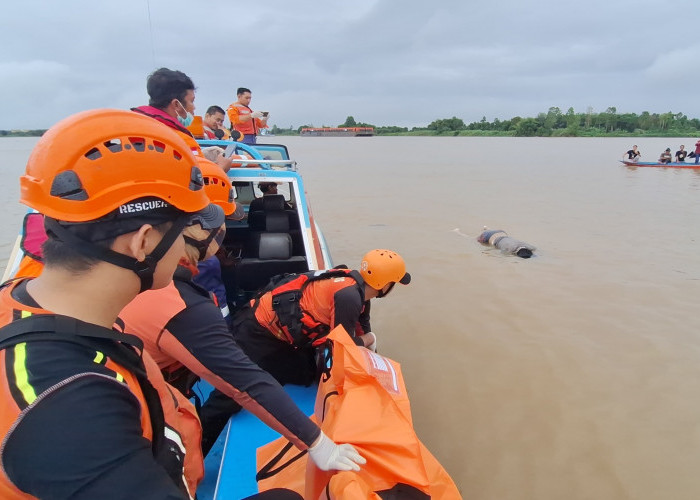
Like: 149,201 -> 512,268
2,0 -> 700,130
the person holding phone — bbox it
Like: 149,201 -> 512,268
227,87 -> 269,144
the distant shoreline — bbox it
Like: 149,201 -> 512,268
3,129 -> 699,139
0,131 -> 47,138
270,130 -> 700,138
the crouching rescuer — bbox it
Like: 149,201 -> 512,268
231,249 -> 411,386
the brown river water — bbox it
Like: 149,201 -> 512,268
1,136 -> 699,499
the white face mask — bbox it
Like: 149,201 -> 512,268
176,100 -> 194,127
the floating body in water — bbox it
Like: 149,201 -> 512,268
478,229 -> 536,259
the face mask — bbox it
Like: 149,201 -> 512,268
176,100 -> 194,127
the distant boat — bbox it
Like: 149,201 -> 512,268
300,126 -> 374,137
620,160 -> 700,169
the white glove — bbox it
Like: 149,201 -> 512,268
364,331 -> 377,352
308,431 -> 366,472
250,111 -> 264,118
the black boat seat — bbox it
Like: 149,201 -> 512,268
233,232 -> 308,295
248,210 -> 289,233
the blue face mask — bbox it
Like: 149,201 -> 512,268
176,100 -> 194,127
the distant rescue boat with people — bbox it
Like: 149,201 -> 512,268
620,160 -> 700,169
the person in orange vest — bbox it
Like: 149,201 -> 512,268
132,67 -> 235,172
202,105 -> 241,141
203,105 -> 224,139
231,250 -> 411,386
227,87 -> 269,144
192,251 -> 410,438
0,109 -> 215,499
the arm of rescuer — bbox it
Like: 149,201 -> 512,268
328,285 -> 375,348
155,294 -> 364,469
3,375 -> 189,500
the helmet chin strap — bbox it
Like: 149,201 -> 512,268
44,216 -> 190,293
183,226 -> 222,262
376,282 -> 395,298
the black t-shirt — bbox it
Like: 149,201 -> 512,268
675,150 -> 687,161
626,149 -> 641,159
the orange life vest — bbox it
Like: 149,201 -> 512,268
227,102 -> 267,136
0,280 -> 204,499
256,326 -> 462,499
13,256 -> 43,279
252,269 -> 364,346
186,116 -> 205,140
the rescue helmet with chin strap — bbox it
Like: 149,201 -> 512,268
198,158 -> 235,216
19,108 -> 210,291
20,108 -> 208,221
360,249 -> 411,291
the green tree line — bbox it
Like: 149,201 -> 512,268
0,129 -> 48,137
269,108 -> 700,137
6,107 -> 700,138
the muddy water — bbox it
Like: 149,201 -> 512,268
2,135 -> 699,499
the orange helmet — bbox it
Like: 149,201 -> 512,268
360,249 -> 411,290
20,108 -> 209,222
198,158 -> 235,215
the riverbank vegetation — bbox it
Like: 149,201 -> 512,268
271,107 -> 700,137
5,107 -> 699,138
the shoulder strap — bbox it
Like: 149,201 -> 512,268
0,314 -> 144,352
250,272 -> 300,312
301,269 -> 363,297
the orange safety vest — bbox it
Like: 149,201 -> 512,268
13,255 -> 43,280
256,326 -> 462,499
252,269 -> 365,346
186,116 -> 205,140
227,102 -> 267,136
0,280 -> 204,499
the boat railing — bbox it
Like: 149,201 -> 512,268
229,158 -> 297,171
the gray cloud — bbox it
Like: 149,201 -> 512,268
2,0 -> 699,129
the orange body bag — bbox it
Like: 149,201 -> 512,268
256,326 -> 461,499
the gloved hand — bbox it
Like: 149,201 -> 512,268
308,431 -> 366,472
250,111 -> 264,119
364,331 -> 377,352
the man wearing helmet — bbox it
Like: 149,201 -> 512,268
0,109 -> 211,499
230,249 -> 411,387
0,110 -> 343,499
